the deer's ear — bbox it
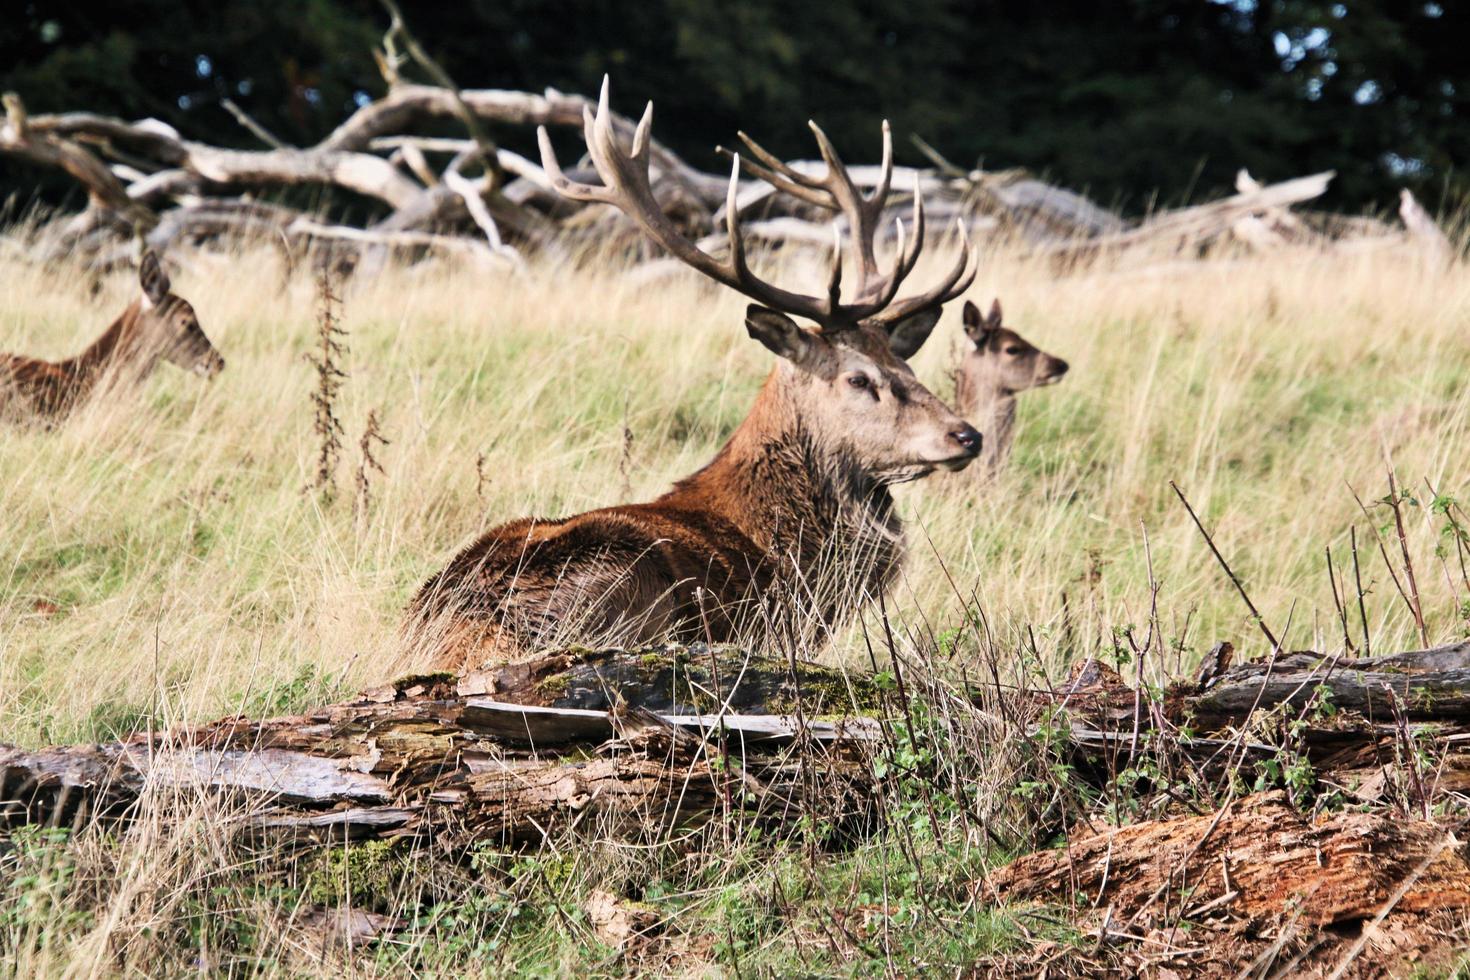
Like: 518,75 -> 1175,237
744,305 -> 829,373
962,300 -> 992,345
886,308 -> 942,360
139,251 -> 170,306
986,298 -> 1004,329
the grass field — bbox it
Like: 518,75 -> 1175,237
2,236 -> 1469,973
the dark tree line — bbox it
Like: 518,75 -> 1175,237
3,0 -> 1466,216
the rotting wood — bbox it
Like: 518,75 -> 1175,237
3,641 -> 1468,852
1182,642 -> 1470,729
0,646 -> 880,849
987,791 -> 1470,979
993,642 -> 1470,810
989,791 -> 1470,926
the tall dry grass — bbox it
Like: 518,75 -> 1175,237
2,230 -> 1470,975
3,238 -> 1469,749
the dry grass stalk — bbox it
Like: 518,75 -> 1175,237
354,408 -> 389,522
307,268 -> 348,499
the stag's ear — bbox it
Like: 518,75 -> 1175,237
744,305 -> 830,373
139,251 -> 170,307
886,308 -> 943,360
962,300 -> 993,346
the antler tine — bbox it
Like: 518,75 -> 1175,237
717,139 -> 833,210
586,78 -> 626,185
724,154 -> 750,278
737,131 -> 834,199
537,122 -> 613,204
870,218 -> 977,328
738,130 -> 820,187
824,224 -> 844,316
630,100 -> 654,172
808,119 -> 892,292
861,171 -> 927,311
872,120 -> 894,209
863,217 -> 910,313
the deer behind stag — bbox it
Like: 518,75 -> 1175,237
954,299 -> 1068,477
1,251 -> 224,422
409,81 -> 982,668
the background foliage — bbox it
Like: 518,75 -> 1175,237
2,0 -> 1466,215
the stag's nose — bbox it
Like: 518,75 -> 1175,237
1051,358 -> 1070,378
948,423 -> 983,456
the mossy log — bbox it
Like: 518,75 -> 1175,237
1181,641 -> 1470,729
1012,642 -> 1470,803
0,646 -> 879,849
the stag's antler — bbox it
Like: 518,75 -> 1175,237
537,78 -> 975,333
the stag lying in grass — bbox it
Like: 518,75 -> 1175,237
410,81 -> 982,668
1,251 -> 224,422
954,299 -> 1068,477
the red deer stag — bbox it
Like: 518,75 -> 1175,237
955,299 -> 1068,477
1,251 -> 224,421
410,81 -> 981,667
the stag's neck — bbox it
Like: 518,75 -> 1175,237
661,371 -> 901,569
959,376 -> 1018,474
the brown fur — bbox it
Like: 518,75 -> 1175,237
0,252 -> 223,422
411,319 -> 979,669
954,299 -> 1068,476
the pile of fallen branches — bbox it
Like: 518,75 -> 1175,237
3,49 -> 1457,280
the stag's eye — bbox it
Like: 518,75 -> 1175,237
1005,345 -> 1024,356
846,374 -> 871,391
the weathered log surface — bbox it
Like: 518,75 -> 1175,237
4,640 -> 1468,850
0,646 -> 879,849
1000,642 -> 1470,813
1184,642 -> 1470,729
448,644 -> 880,714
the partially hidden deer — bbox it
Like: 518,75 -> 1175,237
954,299 -> 1068,476
409,81 -> 983,668
1,251 -> 224,422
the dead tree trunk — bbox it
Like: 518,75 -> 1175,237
1182,642 -> 1470,730
0,647 -> 880,850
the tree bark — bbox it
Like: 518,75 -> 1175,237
0,647 -> 879,850
1182,642 -> 1470,730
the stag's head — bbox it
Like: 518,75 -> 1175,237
136,252 -> 225,379
960,299 -> 1068,396
742,305 -> 980,482
539,80 -> 982,483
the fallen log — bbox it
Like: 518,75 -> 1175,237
995,641 -> 1470,815
1183,642 -> 1470,729
1040,171 -> 1335,266
0,647 -> 881,850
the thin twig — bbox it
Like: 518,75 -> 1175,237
220,97 -> 287,150
1385,469 -> 1429,647
1325,544 -> 1355,655
1351,525 -> 1372,657
1171,481 -> 1278,649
